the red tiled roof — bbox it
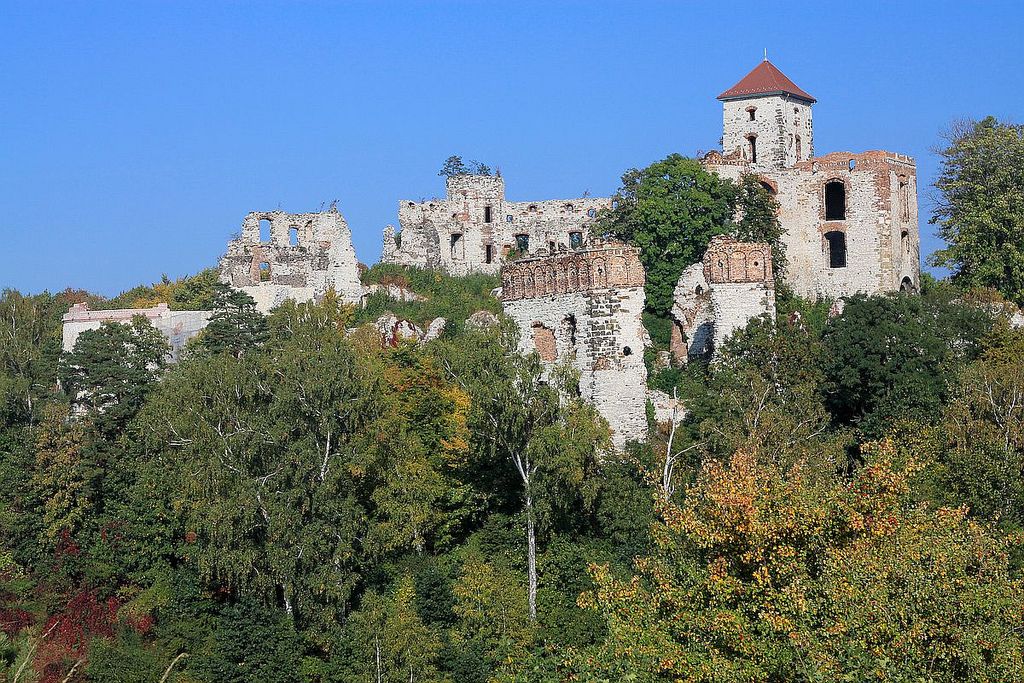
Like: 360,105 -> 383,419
717,60 -> 815,103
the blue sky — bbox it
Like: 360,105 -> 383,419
2,1 -> 1021,296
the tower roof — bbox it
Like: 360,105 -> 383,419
717,60 -> 816,103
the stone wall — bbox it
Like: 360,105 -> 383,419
722,94 -> 814,169
672,236 -> 775,360
383,174 -> 612,276
62,302 -> 211,360
219,206 -> 364,313
501,240 -> 648,448
705,150 -> 920,300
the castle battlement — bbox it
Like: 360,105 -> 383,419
501,240 -> 644,301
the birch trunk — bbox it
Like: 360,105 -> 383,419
525,491 -> 537,621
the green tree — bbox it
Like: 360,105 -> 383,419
438,155 -> 492,178
346,574 -> 448,683
437,325 -> 610,620
598,154 -> 736,316
821,291 -> 993,439
929,117 -> 1024,304
571,442 -> 1024,682
199,283 -> 268,357
58,317 -> 170,434
733,174 -> 786,280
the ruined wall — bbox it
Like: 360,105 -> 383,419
705,150 -> 920,300
62,302 -> 211,360
722,94 -> 814,169
501,240 -> 648,448
383,174 -> 612,276
672,236 -> 775,360
219,207 -> 364,313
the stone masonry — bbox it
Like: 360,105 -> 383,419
219,206 -> 364,314
382,174 -> 612,276
706,59 -> 921,300
501,240 -> 648,447
671,236 -> 776,360
62,302 -> 212,360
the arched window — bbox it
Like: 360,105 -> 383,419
824,231 -> 847,268
747,135 -> 758,163
900,277 -> 916,293
824,180 -> 846,221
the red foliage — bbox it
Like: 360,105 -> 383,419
35,589 -> 119,683
0,606 -> 33,635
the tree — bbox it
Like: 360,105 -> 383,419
438,156 -> 492,179
597,154 -> 735,316
58,316 -> 170,434
929,117 -> 1024,304
821,291 -> 993,439
199,283 -> 268,357
940,329 -> 1024,526
346,574 -> 448,683
571,442 -> 1024,681
437,325 -> 610,621
732,174 -> 786,280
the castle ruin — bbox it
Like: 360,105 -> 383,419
219,206 -> 364,313
382,174 -> 611,276
671,236 -> 776,360
704,59 -> 921,300
500,240 -> 648,447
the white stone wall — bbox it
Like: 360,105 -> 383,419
503,286 -> 648,449
219,207 -> 364,314
722,95 -> 814,170
62,303 -> 212,360
710,281 -> 775,348
384,175 -> 612,276
706,151 -> 921,300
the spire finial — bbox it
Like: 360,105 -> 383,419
763,48 -> 768,61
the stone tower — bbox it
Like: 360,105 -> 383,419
718,59 -> 815,169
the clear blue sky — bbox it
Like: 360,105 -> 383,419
2,1 -> 1021,296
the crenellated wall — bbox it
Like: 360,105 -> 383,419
501,240 -> 648,447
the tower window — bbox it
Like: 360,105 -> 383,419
548,240 -> 556,253
506,214 -> 514,223
825,231 -> 847,268
748,107 -> 756,121
824,180 -> 847,221
259,219 -> 271,243
899,178 -> 911,221
747,135 -> 758,163
849,159 -> 857,171
258,262 -> 272,281
587,208 -> 597,218
569,231 -> 583,249
515,234 -> 530,252
289,226 -> 299,246
484,205 -> 492,223
485,244 -> 494,264
796,135 -> 802,159
450,233 -> 462,259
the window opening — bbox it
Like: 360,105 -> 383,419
485,244 -> 494,264
289,226 -> 298,246
569,231 -> 583,249
506,214 -> 514,223
824,180 -> 846,221
259,262 -> 272,281
747,135 -> 758,163
548,240 -> 556,253
825,231 -> 847,268
587,208 -> 597,218
748,107 -> 756,121
450,233 -> 462,259
259,219 -> 271,243
515,234 -> 530,252
484,206 -> 492,223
